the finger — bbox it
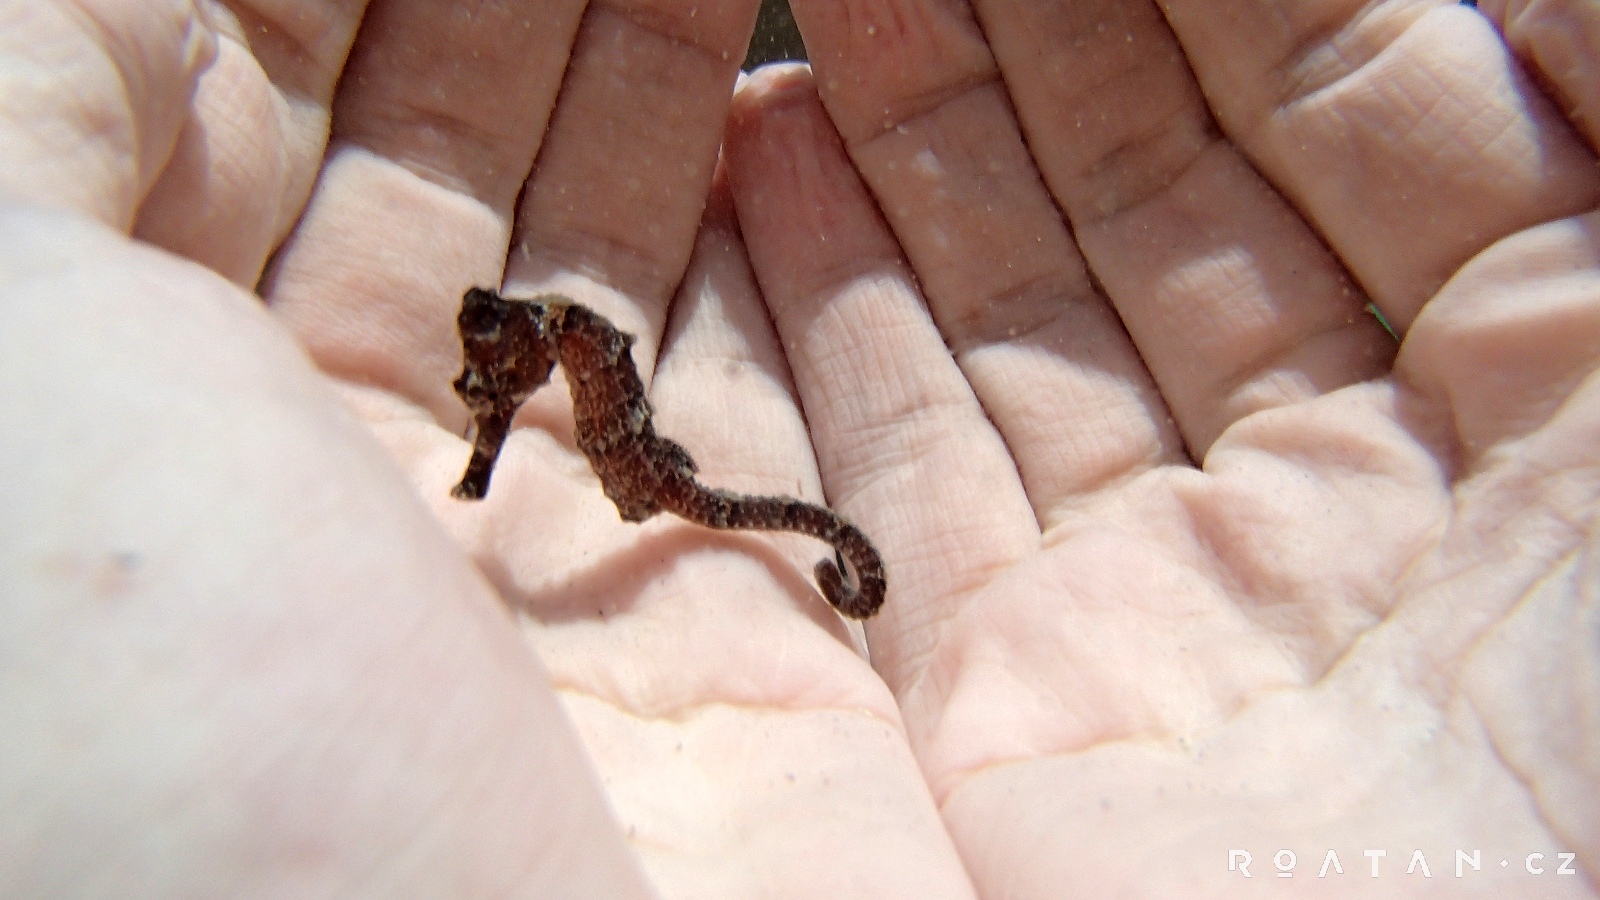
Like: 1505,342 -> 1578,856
1158,0 -> 1600,331
0,207 -> 653,898
1399,209 -> 1600,459
967,0 -> 1394,455
726,66 -> 1041,688
499,0 -> 757,382
525,169 -> 978,897
132,0 -> 371,284
788,0 -> 1188,524
0,0 -> 213,227
264,0 -> 586,425
650,165 -> 841,606
1480,0 -> 1600,151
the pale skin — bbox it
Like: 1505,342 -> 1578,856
2,0 -> 1597,898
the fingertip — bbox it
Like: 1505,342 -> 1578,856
730,61 -> 817,123
724,60 -> 903,312
739,60 -> 815,88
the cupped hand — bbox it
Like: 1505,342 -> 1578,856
722,0 -> 1600,895
4,1 -> 1599,899
3,0 -> 821,896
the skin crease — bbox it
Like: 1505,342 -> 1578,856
0,4 -> 1597,900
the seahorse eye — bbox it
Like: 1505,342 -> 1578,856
459,287 -> 509,336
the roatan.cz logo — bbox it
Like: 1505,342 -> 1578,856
1228,848 -> 1580,879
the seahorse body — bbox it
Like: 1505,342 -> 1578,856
450,288 -> 886,619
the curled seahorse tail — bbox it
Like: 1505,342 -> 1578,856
814,559 -> 884,619
814,522 -> 886,619
707,490 -> 889,614
814,559 -> 850,616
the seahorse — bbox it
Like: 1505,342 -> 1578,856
450,287 -> 885,619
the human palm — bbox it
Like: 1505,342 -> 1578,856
3,0 -> 1596,898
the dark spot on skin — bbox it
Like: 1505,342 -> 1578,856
450,288 -> 886,619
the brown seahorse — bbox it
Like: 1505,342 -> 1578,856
449,287 -> 886,619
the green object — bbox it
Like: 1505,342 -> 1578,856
1365,302 -> 1398,341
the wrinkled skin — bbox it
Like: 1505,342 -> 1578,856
2,0 -> 1598,897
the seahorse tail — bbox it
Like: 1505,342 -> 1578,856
814,521 -> 886,619
673,483 -> 886,619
